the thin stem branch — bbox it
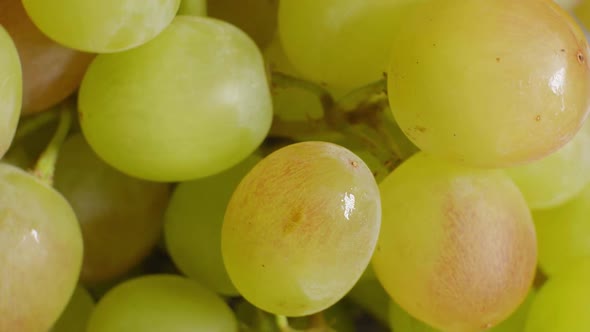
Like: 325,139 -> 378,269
14,108 -> 59,142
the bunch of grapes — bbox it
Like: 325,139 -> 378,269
1,0 -> 590,331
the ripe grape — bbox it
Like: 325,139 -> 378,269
0,25 -> 21,159
388,0 -> 590,167
51,285 -> 95,332
0,0 -> 94,114
78,16 -> 272,182
505,119 -> 590,209
525,261 -> 590,332
554,0 -> 582,10
164,153 -> 262,296
54,134 -> 170,283
0,163 -> 83,332
86,274 -> 237,332
21,0 -> 180,53
208,0 -> 278,48
222,142 -> 381,316
372,152 -> 537,331
533,183 -> 590,277
278,0 -> 422,90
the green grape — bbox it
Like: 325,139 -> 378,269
0,163 -> 83,332
207,0 -> 278,48
289,301 -> 356,332
177,0 -> 206,16
388,290 -> 536,332
554,0 -> 582,10
86,274 -> 238,332
347,278 -> 391,326
51,285 -> 95,332
164,153 -> 262,296
0,26 -> 22,159
53,134 -> 170,283
278,0 -> 422,90
388,0 -> 590,168
222,142 -> 381,316
372,152 -> 537,332
78,16 -> 272,182
21,0 -> 180,53
505,119 -> 590,209
525,261 -> 590,332
533,184 -> 590,277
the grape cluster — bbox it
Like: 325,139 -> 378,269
1,0 -> 590,331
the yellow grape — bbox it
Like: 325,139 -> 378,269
0,25 -> 21,158
389,0 -> 590,168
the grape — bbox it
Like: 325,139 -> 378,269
0,25 -> 21,159
222,142 -> 381,316
525,261 -> 590,332
372,152 -> 537,331
533,183 -> 590,277
164,153 -> 262,296
347,278 -> 391,326
0,163 -> 83,332
554,0 -> 582,10
505,119 -> 590,209
78,16 -> 272,182
177,0 -> 206,16
86,274 -> 238,332
388,0 -> 590,168
53,134 -> 170,283
278,0 -> 422,90
21,0 -> 180,53
51,285 -> 95,332
0,0 -> 94,114
208,0 -> 278,48
388,290 -> 536,332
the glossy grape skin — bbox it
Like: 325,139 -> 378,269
164,153 -> 261,296
0,0 -> 94,114
388,0 -> 590,168
278,0 -> 421,90
54,134 -> 170,284
533,184 -> 590,277
222,142 -> 381,316
0,25 -> 21,158
0,163 -> 83,332
22,0 -> 180,53
505,119 -> 590,209
372,152 -> 537,332
51,285 -> 95,332
525,261 -> 590,332
78,16 -> 272,182
86,275 -> 238,332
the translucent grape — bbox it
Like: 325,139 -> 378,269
388,0 -> 590,168
54,134 -> 170,283
525,261 -> 590,332
554,0 -> 582,10
0,25 -> 21,158
21,0 -> 180,53
222,142 -> 381,316
372,152 -> 537,331
0,163 -> 83,332
207,0 -> 278,48
86,274 -> 238,332
177,0 -> 206,16
533,184 -> 590,277
51,285 -> 95,332
278,0 -> 422,90
0,0 -> 94,114
164,153 -> 262,296
505,120 -> 590,209
78,16 -> 272,182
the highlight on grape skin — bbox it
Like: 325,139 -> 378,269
372,152 -> 538,331
21,0 -> 181,53
222,141 -> 381,317
388,0 -> 590,168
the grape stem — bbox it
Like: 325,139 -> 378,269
13,107 -> 60,143
32,102 -> 73,186
269,72 -> 403,177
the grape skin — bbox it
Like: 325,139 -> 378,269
50,285 -> 95,332
0,25 -> 21,159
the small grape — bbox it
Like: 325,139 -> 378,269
86,274 -> 238,332
222,142 -> 381,316
51,285 -> 95,332
372,152 -> 537,331
0,25 -> 21,158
